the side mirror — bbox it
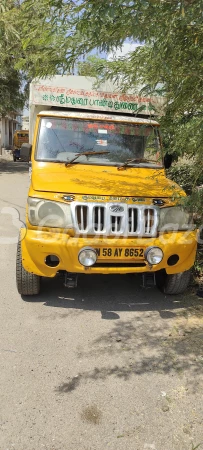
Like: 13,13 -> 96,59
20,143 -> 32,162
164,153 -> 173,169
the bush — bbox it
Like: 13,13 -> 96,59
167,163 -> 203,195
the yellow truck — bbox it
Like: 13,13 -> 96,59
13,129 -> 29,161
17,75 -> 197,296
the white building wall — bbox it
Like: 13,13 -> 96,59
0,112 -> 22,153
22,115 -> 29,130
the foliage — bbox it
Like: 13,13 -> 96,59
194,251 -> 203,278
1,2 -> 203,98
1,0 -> 76,79
78,55 -> 106,77
0,0 -> 25,115
0,69 -> 25,116
167,162 -> 203,195
3,3 -> 201,140
184,189 -> 203,221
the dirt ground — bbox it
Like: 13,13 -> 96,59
0,160 -> 202,450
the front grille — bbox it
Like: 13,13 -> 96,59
71,202 -> 158,237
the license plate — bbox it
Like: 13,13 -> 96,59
94,247 -> 144,260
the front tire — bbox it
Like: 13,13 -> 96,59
16,240 -> 40,296
156,269 -> 191,295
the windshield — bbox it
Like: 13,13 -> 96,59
36,117 -> 162,167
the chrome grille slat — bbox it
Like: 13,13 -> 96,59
146,209 -> 150,234
93,206 -> 105,232
114,216 -> 119,233
129,208 -> 132,233
71,202 -> 158,237
93,207 -> 96,232
132,209 -> 135,233
128,207 -> 138,233
98,207 -> 101,232
75,205 -> 88,232
81,205 -> 84,230
144,207 -> 156,236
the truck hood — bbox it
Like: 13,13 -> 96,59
32,163 -> 184,198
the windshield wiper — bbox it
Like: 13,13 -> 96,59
117,158 -> 159,170
65,151 -> 110,167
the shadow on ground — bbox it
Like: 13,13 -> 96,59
0,160 -> 29,175
24,273 -> 203,316
22,273 -> 192,313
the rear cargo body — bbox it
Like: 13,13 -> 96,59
17,76 -> 197,296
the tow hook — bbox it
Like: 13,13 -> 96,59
64,272 -> 78,288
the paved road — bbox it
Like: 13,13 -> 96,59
0,160 -> 203,450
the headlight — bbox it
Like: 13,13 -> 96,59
145,247 -> 163,265
158,206 -> 193,231
28,197 -> 73,228
78,247 -> 97,267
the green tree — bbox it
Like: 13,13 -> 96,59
4,2 -> 202,125
78,55 -> 106,77
2,1 -> 203,200
0,0 -> 25,115
1,0 -> 76,79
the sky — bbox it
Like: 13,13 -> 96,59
107,42 -> 139,60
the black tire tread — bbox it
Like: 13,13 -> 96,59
16,240 -> 40,295
156,270 -> 191,295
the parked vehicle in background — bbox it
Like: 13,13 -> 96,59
13,130 -> 29,161
17,75 -> 197,297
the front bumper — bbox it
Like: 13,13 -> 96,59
20,228 -> 197,277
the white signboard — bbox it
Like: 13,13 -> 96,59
30,76 -> 164,116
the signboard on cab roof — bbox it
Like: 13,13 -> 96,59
30,75 -> 164,116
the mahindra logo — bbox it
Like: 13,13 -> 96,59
109,204 -> 124,213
